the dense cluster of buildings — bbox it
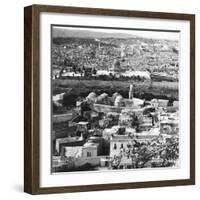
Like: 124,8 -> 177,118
52,37 -> 179,81
51,35 -> 179,172
52,84 -> 179,172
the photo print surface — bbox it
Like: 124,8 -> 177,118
51,25 -> 180,173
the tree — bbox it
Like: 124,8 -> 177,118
130,136 -> 179,168
159,136 -> 179,166
110,136 -> 179,169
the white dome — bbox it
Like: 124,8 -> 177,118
96,93 -> 109,104
87,92 -> 96,99
112,92 -> 120,101
114,95 -> 123,107
86,92 -> 96,102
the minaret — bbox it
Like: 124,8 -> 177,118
95,39 -> 100,49
98,41 -> 100,49
129,84 -> 133,99
121,45 -> 125,57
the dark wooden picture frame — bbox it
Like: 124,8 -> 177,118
24,4 -> 195,195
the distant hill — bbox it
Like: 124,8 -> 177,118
52,27 -> 138,39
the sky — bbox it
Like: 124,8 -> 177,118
53,26 -> 179,41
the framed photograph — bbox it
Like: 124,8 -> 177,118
24,4 -> 195,194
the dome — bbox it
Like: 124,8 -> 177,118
86,92 -> 96,102
112,92 -> 120,102
114,95 -> 124,107
83,142 -> 97,147
99,93 -> 108,98
86,92 -> 96,99
95,93 -> 109,104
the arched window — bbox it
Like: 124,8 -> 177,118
114,143 -> 117,150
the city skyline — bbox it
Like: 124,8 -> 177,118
52,26 -> 179,40
51,26 -> 179,173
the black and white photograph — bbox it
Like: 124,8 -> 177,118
51,25 -> 180,173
